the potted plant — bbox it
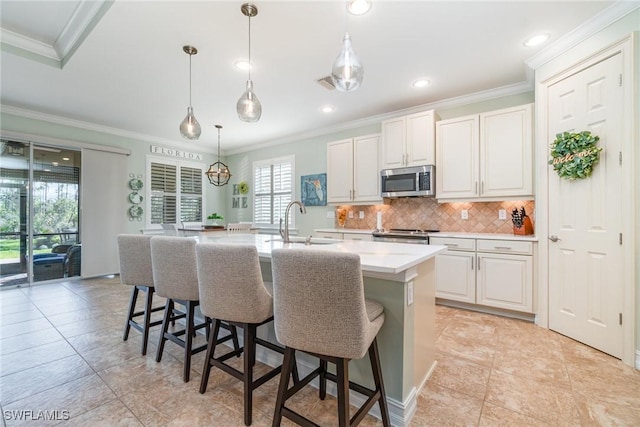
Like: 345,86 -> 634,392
207,213 -> 224,226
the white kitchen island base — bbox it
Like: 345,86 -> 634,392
198,234 -> 445,426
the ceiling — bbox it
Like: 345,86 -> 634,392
0,1 -> 627,154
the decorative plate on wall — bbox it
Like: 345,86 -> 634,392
129,205 -> 143,218
129,178 -> 143,190
129,192 -> 143,204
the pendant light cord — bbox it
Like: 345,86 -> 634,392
189,53 -> 193,107
248,14 -> 252,80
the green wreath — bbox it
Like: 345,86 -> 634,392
238,181 -> 249,194
549,131 -> 602,180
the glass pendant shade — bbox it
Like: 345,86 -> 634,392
331,32 -> 364,92
179,106 -> 201,140
237,80 -> 262,122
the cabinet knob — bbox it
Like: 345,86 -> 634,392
549,235 -> 560,242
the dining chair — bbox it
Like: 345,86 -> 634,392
271,248 -> 390,427
160,223 -> 179,236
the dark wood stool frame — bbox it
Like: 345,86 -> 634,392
272,337 -> 390,427
122,285 -> 165,355
200,317 -> 299,426
155,298 -> 240,382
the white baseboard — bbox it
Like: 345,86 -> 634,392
635,349 -> 640,370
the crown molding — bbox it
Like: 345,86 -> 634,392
1,0 -> 113,68
1,104 -> 216,154
225,80 -> 533,155
525,0 -> 640,70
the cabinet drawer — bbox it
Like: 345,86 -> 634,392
315,232 -> 343,240
343,233 -> 373,241
430,237 -> 475,251
476,239 -> 532,255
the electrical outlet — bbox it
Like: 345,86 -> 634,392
359,211 -> 364,219
326,211 -> 335,218
461,210 -> 469,220
407,281 -> 414,306
348,210 -> 354,219
498,209 -> 507,220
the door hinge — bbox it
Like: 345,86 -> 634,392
619,313 -> 622,325
619,74 -> 623,86
619,151 -> 622,165
619,233 -> 622,245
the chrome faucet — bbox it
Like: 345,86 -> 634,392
279,201 -> 307,243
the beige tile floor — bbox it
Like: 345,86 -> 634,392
1,276 -> 639,426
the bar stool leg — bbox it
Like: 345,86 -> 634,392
200,319 -> 222,393
336,358 -> 350,427
183,301 -> 195,382
369,338 -> 390,426
156,299 -> 173,363
141,287 -> 154,355
123,286 -> 139,341
243,324 -> 256,426
272,347 -> 295,427
319,359 -> 328,400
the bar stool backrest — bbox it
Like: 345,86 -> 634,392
196,243 -> 272,324
271,248 -> 375,359
150,236 -> 200,301
117,234 -> 154,288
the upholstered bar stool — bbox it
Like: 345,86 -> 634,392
271,249 -> 390,427
150,236 -> 212,382
196,243 -> 296,426
117,234 -> 165,355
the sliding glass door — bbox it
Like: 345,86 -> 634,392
0,141 -> 81,287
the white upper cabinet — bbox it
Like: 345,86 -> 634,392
327,134 -> 381,205
381,110 -> 438,169
436,103 -> 533,201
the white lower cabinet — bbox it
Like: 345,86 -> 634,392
432,236 -> 534,313
314,231 -> 373,241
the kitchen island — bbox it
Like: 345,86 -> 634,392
197,233 -> 445,426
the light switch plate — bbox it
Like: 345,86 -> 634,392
461,210 -> 469,220
498,209 -> 507,220
348,210 -> 354,219
359,211 -> 364,219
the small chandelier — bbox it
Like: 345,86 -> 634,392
205,125 -> 231,186
179,45 -> 202,140
331,2 -> 364,92
236,3 -> 262,122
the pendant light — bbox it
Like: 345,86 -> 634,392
236,3 -> 262,122
205,125 -> 231,186
179,45 -> 201,140
331,3 -> 364,92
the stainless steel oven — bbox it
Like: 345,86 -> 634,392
372,228 -> 439,244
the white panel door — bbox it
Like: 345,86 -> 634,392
434,251 -> 475,304
327,139 -> 354,203
81,149 -> 128,278
406,110 -> 436,166
436,115 -> 479,199
480,104 -> 533,197
547,53 -> 624,358
381,117 -> 406,169
353,134 -> 381,202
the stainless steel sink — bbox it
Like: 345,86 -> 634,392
265,236 -> 337,245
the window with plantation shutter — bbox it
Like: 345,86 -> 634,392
253,156 -> 294,227
147,157 -> 204,227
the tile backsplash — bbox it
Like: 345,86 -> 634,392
335,198 -> 536,235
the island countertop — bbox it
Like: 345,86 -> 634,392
196,233 -> 446,275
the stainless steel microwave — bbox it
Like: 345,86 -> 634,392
381,165 -> 435,198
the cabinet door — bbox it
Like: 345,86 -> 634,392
315,231 -> 343,240
381,117 -> 406,169
480,104 -> 533,197
343,233 -> 373,241
353,134 -> 382,202
435,251 -> 476,303
436,115 -> 479,199
327,139 -> 354,203
406,110 -> 436,166
476,253 -> 533,313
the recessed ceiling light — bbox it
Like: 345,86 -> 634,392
51,162 -> 59,166
320,105 -> 335,113
348,0 -> 371,15
234,60 -> 252,71
62,157 -> 70,161
412,79 -> 430,88
523,33 -> 549,47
